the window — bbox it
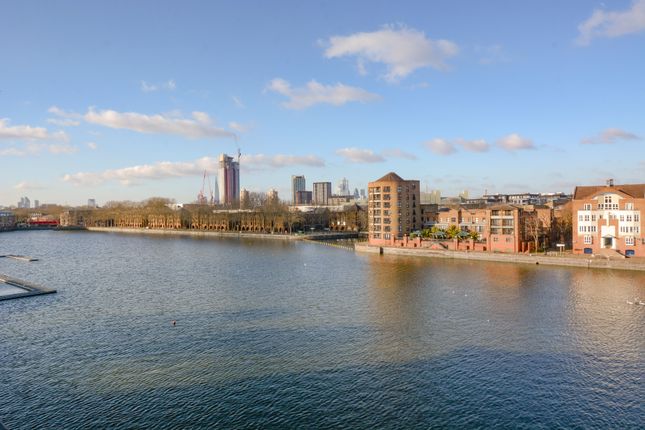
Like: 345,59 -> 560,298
493,237 -> 498,242
591,215 -> 596,221
604,195 -> 611,205
578,215 -> 583,222
584,215 -> 590,222
619,215 -> 624,222
625,203 -> 633,210
626,236 -> 634,246
635,214 -> 640,222
583,203 -> 592,210
584,235 -> 592,244
384,233 -> 390,240
626,215 -> 632,222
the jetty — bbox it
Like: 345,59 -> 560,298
0,254 -> 39,262
0,273 -> 56,301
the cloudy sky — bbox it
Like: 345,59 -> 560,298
1,0 -> 644,206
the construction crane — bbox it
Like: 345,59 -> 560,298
197,170 -> 214,205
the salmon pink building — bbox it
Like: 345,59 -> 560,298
572,181 -> 644,257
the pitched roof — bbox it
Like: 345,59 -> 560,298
374,172 -> 405,182
573,184 -> 645,200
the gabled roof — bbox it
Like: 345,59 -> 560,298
573,184 -> 645,200
374,172 -> 405,182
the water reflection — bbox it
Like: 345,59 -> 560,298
1,232 -> 645,429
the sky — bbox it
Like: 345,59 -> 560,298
1,0 -> 644,206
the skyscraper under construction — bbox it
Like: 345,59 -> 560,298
218,153 -> 240,206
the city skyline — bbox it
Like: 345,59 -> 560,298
2,1 -> 645,206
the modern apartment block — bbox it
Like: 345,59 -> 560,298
313,182 -> 332,205
218,153 -> 240,206
291,175 -> 306,205
430,204 -> 553,253
368,172 -> 420,245
295,190 -> 313,205
572,180 -> 644,257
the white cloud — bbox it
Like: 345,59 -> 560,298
423,138 -> 456,155
0,118 -> 69,142
0,142 -> 77,156
141,79 -> 176,92
381,148 -> 417,160
47,105 -> 82,127
324,25 -> 459,81
496,133 -> 535,151
242,154 -> 325,169
63,154 -> 325,186
47,143 -> 78,154
228,121 -> 253,134
46,118 -> 81,127
83,108 -> 236,139
576,0 -> 645,45
14,181 -> 44,191
581,128 -> 640,144
475,44 -> 510,65
232,96 -> 245,109
455,138 -> 490,152
336,147 -> 385,163
266,78 -> 380,109
86,141 -> 98,150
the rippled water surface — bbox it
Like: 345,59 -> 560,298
1,230 -> 644,429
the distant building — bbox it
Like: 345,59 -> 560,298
572,180 -> 644,257
368,172 -> 420,245
295,190 -> 313,205
291,175 -> 306,205
421,190 -> 441,205
0,211 -> 16,229
240,188 -> 250,209
337,178 -> 350,196
87,199 -> 96,208
218,153 -> 240,206
267,188 -> 279,205
360,189 -> 366,200
353,188 -> 360,200
313,182 -> 332,205
34,200 -> 40,209
328,195 -> 354,206
459,190 -> 469,200
17,196 -> 30,209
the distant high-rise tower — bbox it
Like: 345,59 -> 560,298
291,175 -> 306,205
218,153 -> 240,206
87,199 -> 96,208
337,178 -> 350,196
313,182 -> 332,205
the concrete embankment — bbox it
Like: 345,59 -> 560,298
355,243 -> 645,272
84,227 -> 360,242
85,227 -> 298,241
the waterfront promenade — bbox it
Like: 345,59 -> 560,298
356,243 -> 645,272
83,226 -> 359,242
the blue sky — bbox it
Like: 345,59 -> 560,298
1,0 -> 644,206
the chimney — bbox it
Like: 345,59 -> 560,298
606,178 -> 614,187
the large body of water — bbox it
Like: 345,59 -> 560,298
1,230 -> 643,429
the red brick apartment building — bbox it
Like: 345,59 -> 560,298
572,180 -> 644,257
368,172 -> 421,246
